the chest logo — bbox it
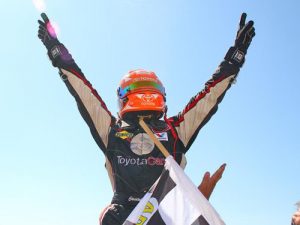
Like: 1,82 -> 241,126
130,133 -> 155,155
115,131 -> 134,140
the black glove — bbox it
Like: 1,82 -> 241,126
38,13 -> 73,67
225,13 -> 256,67
38,13 -> 59,48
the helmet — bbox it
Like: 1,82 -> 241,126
117,69 -> 166,120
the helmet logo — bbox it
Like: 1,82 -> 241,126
141,94 -> 155,106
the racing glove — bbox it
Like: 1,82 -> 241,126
38,13 -> 74,67
225,13 -> 256,67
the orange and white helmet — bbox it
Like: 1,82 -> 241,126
117,69 -> 166,120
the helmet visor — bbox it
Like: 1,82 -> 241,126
118,80 -> 165,99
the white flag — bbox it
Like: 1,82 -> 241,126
123,156 -> 226,225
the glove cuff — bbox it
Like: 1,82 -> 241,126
47,44 -> 74,67
224,47 -> 245,67
49,45 -> 62,60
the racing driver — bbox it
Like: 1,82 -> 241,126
37,12 -> 255,225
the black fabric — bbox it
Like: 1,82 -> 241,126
37,13 -> 62,67
234,13 -> 255,54
122,111 -> 164,125
151,170 -> 176,204
148,210 -> 167,225
224,47 -> 245,67
225,13 -> 255,67
37,14 -> 59,50
47,44 -> 75,68
107,121 -> 185,206
100,204 -> 135,225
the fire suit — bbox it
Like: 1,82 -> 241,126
51,46 -> 240,224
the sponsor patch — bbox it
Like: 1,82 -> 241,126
115,131 -> 134,139
154,132 -> 168,141
117,156 -> 165,166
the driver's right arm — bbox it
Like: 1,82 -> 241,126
38,13 -> 115,153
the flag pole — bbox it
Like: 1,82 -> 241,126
139,117 -> 170,158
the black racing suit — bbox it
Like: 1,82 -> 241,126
50,44 -> 240,225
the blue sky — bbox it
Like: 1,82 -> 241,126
0,0 -> 299,224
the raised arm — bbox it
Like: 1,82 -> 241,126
169,13 -> 255,151
37,13 -> 115,153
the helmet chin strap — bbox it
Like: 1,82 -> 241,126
120,109 -> 166,125
119,111 -> 155,126
137,114 -> 153,120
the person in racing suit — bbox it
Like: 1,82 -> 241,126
37,12 -> 255,225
